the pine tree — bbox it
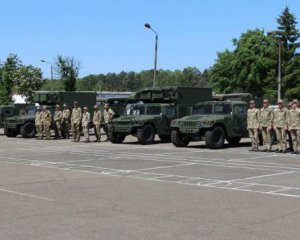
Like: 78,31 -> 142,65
275,6 -> 300,99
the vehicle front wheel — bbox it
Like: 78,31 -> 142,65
107,131 -> 125,144
205,126 -> 225,149
137,125 -> 155,145
20,122 -> 36,138
171,130 -> 189,147
4,127 -> 18,137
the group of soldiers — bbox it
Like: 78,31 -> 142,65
35,101 -> 115,143
247,99 -> 300,154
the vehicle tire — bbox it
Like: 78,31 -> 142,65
107,130 -> 125,144
137,125 -> 155,145
158,135 -> 171,142
171,130 -> 189,147
226,137 -> 241,146
205,126 -> 225,149
20,122 -> 36,138
4,127 -> 18,137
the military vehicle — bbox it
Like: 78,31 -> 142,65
4,91 -> 97,138
170,100 -> 249,149
108,87 -> 212,144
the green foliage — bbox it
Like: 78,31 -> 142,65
55,55 -> 79,91
13,65 -> 44,101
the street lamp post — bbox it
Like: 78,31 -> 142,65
144,23 -> 158,87
40,60 -> 53,91
278,44 -> 281,100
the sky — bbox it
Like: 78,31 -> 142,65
0,0 -> 300,78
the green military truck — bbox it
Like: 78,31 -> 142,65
108,87 -> 212,144
0,105 -> 15,128
170,100 -> 249,149
4,91 -> 97,138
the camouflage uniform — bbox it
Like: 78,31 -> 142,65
35,108 -> 43,139
288,108 -> 300,153
103,105 -> 115,139
274,105 -> 289,151
53,107 -> 63,139
62,107 -> 70,139
93,106 -> 102,142
43,108 -> 52,140
71,106 -> 82,142
82,108 -> 90,142
259,106 -> 274,151
247,107 -> 260,150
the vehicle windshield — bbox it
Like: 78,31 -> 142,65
193,102 -> 232,115
126,104 -> 161,115
193,104 -> 213,114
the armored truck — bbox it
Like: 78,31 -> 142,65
108,87 -> 212,144
170,100 -> 249,149
4,91 -> 97,138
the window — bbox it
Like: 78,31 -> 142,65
166,107 -> 175,117
147,106 -> 161,115
126,105 -> 145,115
193,104 -> 213,114
214,103 -> 232,114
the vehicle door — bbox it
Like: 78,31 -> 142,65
233,104 -> 248,136
162,105 -> 176,132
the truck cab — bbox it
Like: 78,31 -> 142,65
171,100 -> 248,149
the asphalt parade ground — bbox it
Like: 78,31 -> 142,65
0,131 -> 300,240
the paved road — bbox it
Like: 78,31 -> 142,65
0,133 -> 300,239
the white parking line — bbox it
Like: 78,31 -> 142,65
0,188 -> 55,201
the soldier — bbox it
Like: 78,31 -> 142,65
35,106 -> 43,140
82,106 -> 90,143
274,99 -> 289,153
43,106 -> 52,140
247,100 -> 260,151
93,105 -> 102,142
53,105 -> 63,139
259,99 -> 274,152
103,103 -> 115,141
287,102 -> 294,152
71,101 -> 82,142
288,99 -> 300,154
62,104 -> 70,139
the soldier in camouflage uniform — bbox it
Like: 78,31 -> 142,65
71,101 -> 82,142
288,99 -> 300,154
274,99 -> 289,153
43,106 -> 52,140
93,105 -> 102,142
247,100 -> 260,151
35,106 -> 43,140
103,104 -> 115,141
53,105 -> 63,139
62,104 -> 70,139
82,107 -> 90,143
259,99 -> 274,152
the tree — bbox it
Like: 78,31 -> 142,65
13,65 -> 43,101
0,54 -> 21,104
56,55 -> 80,91
274,6 -> 300,99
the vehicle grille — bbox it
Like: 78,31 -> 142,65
181,121 -> 197,127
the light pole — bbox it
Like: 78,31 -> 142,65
40,60 -> 54,91
144,23 -> 158,87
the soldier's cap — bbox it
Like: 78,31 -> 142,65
83,106 -> 88,110
277,99 -> 284,104
43,105 -> 47,109
289,102 -> 293,106
292,99 -> 299,104
104,103 -> 109,108
263,99 -> 269,103
56,104 -> 60,108
63,103 -> 67,107
74,101 -> 78,104
36,106 -> 41,110
93,105 -> 98,109
249,100 -> 255,104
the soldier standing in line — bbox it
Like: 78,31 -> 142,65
274,99 -> 289,153
287,99 -> 300,154
103,103 -> 115,141
62,104 -> 70,139
53,105 -> 63,139
93,105 -> 102,142
43,106 -> 52,140
247,100 -> 260,151
35,106 -> 43,140
82,107 -> 90,143
71,101 -> 82,142
259,99 -> 274,152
